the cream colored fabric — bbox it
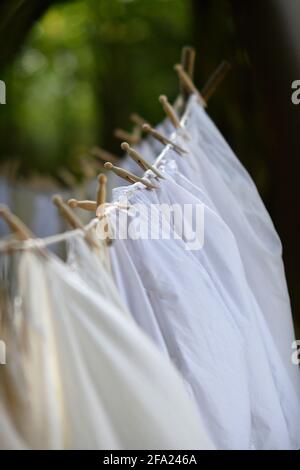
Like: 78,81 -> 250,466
4,250 -> 214,450
0,252 -> 64,450
0,402 -> 28,450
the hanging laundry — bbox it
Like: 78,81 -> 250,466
0,402 -> 28,450
1,45 -> 299,453
0,250 -> 65,450
172,95 -> 300,398
0,248 -> 214,449
141,159 -> 300,449
66,232 -> 131,317
107,185 -> 253,450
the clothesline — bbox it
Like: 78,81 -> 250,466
0,217 -> 98,252
0,93 -> 194,252
1,45 -> 300,451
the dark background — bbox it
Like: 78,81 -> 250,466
0,0 -> 299,335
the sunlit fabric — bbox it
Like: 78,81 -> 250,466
0,250 -> 214,449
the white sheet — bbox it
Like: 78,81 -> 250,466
0,402 -> 28,450
66,233 -> 131,318
144,161 -> 300,449
12,249 -> 214,450
108,185 -> 252,449
171,99 -> 300,399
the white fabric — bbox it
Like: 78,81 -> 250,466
170,97 -> 300,398
108,186 -> 252,450
0,250 -> 64,450
13,250 -> 214,450
0,302 -> 31,451
110,240 -> 170,356
0,402 -> 28,450
66,233 -> 130,316
144,161 -> 300,449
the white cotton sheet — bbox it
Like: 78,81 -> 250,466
109,240 -> 171,357
0,251 -> 65,450
0,402 -> 28,450
14,250 -> 214,450
108,187 -> 253,450
66,233 -> 131,318
143,161 -> 300,449
169,98 -> 300,400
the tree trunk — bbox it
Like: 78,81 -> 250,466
0,0 -> 58,71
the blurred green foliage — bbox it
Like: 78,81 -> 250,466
0,0 -> 193,175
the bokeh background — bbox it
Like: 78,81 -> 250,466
0,0 -> 299,335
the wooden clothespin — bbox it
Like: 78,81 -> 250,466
52,195 -> 84,229
57,168 -> 77,188
201,60 -> 231,102
182,46 -> 196,81
104,162 -> 157,189
67,174 -> 107,214
180,46 -> 196,103
95,174 -> 112,245
90,146 -> 119,165
0,205 -> 33,241
52,195 -> 99,249
67,199 -> 97,212
174,64 -> 206,107
0,205 -> 47,256
120,142 -> 164,179
96,174 -> 107,208
174,46 -> 196,114
142,124 -> 187,156
130,113 -> 149,127
132,125 -> 142,143
79,156 -> 96,180
159,95 -> 181,129
114,128 -> 140,145
65,175 -> 110,244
